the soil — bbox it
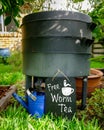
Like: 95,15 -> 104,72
0,85 -> 16,111
0,86 -> 10,99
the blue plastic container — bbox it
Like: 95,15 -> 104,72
0,48 -> 10,57
28,91 -> 45,118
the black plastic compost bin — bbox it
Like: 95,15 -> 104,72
21,11 -> 95,118
22,11 -> 94,77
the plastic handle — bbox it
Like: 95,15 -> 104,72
26,89 -> 37,101
88,22 -> 96,31
81,38 -> 94,46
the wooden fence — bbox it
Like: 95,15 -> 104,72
92,42 -> 104,57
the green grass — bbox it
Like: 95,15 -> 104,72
90,61 -> 104,68
0,54 -> 24,85
90,56 -> 104,68
0,63 -> 24,85
0,72 -> 24,85
0,63 -> 14,73
0,104 -> 101,130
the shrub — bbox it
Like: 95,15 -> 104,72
87,88 -> 104,120
90,56 -> 104,68
0,72 -> 24,85
77,88 -> 104,129
90,56 -> 104,62
8,50 -> 22,72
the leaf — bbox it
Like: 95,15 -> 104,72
0,9 -> 3,15
4,16 -> 12,25
13,17 -> 19,27
17,0 -> 24,6
12,7 -> 20,17
99,6 -> 104,13
98,19 -> 104,25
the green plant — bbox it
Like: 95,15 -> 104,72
88,1 -> 104,45
0,0 -> 49,26
0,72 -> 24,85
0,64 -> 14,73
77,88 -> 104,129
0,103 -> 101,130
87,89 -> 104,120
90,56 -> 104,68
90,56 -> 104,62
8,51 -> 22,72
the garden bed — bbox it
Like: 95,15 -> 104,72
0,85 -> 16,111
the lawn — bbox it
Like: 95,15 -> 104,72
0,105 -> 100,130
0,53 -> 104,130
90,56 -> 104,68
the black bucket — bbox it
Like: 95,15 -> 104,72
21,11 -> 94,77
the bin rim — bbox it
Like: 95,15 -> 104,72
22,10 -> 92,25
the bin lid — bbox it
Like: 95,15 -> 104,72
22,10 -> 92,25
